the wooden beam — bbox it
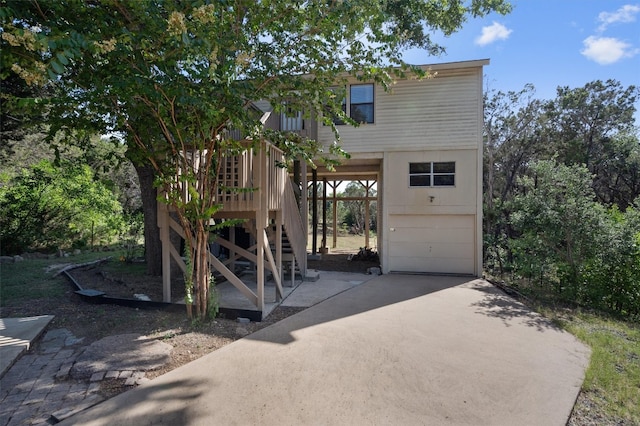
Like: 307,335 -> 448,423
276,209 -> 283,291
158,203 -> 172,303
256,212 -> 265,312
327,180 -> 342,249
262,230 -> 283,301
312,168 -> 318,255
208,253 -> 258,306
216,238 -> 257,264
322,177 -> 327,251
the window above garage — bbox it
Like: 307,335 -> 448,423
409,162 -> 455,187
329,83 -> 375,125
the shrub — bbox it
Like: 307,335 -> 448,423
0,160 -> 125,254
508,161 -> 640,317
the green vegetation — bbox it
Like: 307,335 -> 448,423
508,160 -> 640,317
0,251 -> 111,305
0,160 -> 128,255
542,309 -> 640,423
484,80 -> 640,320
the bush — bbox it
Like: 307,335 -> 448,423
582,205 -> 640,316
0,160 -> 125,255
507,161 -> 640,317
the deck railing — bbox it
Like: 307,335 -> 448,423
215,140 -> 285,212
283,179 -> 307,276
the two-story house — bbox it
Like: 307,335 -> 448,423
157,59 -> 487,318
280,59 -> 486,276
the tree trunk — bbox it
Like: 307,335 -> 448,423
194,223 -> 210,318
133,162 -> 163,276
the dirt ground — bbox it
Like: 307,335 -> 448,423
1,252 -> 379,400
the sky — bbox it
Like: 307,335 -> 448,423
402,0 -> 640,125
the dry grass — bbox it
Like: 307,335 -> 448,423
306,232 -> 377,252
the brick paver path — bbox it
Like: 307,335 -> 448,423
0,329 -> 148,425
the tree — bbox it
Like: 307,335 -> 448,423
483,80 -> 639,275
0,160 -> 125,255
509,160 -> 606,300
544,80 -> 640,207
2,0 -> 511,319
483,84 -> 545,269
341,181 -> 377,235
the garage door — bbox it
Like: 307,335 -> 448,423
388,214 -> 475,274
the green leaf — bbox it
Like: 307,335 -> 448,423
50,60 -> 64,75
56,52 -> 69,66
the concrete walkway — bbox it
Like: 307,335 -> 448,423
60,275 -> 591,426
0,315 -> 54,378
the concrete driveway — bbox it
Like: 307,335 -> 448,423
61,275 -> 590,425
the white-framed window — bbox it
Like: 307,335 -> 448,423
409,162 -> 455,187
350,84 -> 374,124
280,103 -> 303,131
330,83 -> 374,125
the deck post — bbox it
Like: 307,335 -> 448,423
312,169 -> 318,254
256,144 -> 269,312
300,158 -> 308,273
322,177 -> 327,252
158,202 -> 172,303
330,180 -> 341,249
276,209 -> 283,295
229,226 -> 236,273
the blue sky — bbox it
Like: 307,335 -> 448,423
403,1 -> 640,125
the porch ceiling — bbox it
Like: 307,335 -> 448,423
306,159 -> 381,182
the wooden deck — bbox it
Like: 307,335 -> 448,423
157,139 -> 307,318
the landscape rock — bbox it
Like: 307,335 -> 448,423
70,334 -> 172,380
235,327 -> 250,337
366,267 -> 382,275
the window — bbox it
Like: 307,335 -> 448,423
350,84 -> 374,124
281,103 -> 303,131
409,162 -> 455,187
329,83 -> 374,125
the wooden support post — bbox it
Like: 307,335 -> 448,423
256,145 -> 268,312
229,226 -> 236,273
301,159 -> 308,274
359,180 -> 374,249
329,180 -> 342,249
322,177 -> 327,252
262,230 -> 283,301
312,168 -> 318,255
158,203 -> 172,303
365,196 -> 370,249
276,209 -> 283,298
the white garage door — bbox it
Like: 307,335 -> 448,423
388,214 -> 475,274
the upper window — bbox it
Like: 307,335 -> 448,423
330,83 -> 374,125
280,103 -> 303,131
350,84 -> 374,124
409,162 -> 455,187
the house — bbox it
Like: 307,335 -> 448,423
157,59 -> 487,318
275,59 -> 487,276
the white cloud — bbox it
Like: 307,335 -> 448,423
475,22 -> 512,46
581,36 -> 639,64
597,4 -> 640,32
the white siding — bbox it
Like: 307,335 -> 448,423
382,149 -> 479,275
318,67 -> 483,153
313,60 -> 486,276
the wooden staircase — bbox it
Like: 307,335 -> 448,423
157,139 -> 308,316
